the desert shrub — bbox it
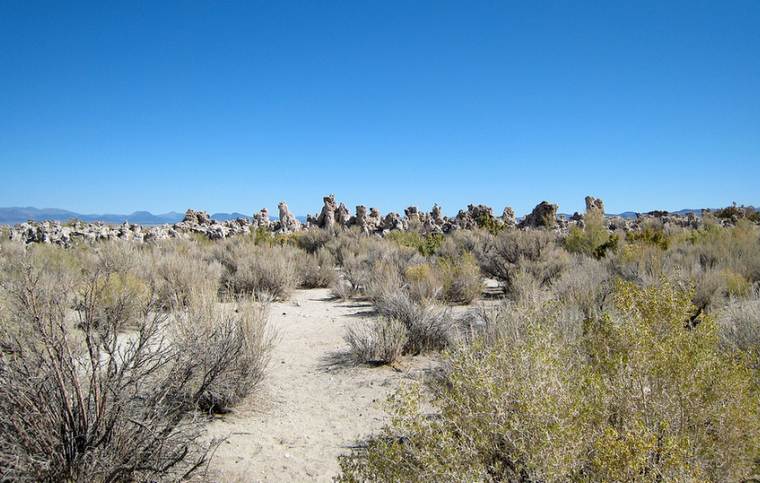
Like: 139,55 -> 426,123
436,252 -> 483,304
476,230 -> 568,295
171,294 -> 273,412
722,269 -> 752,297
404,263 -> 442,302
324,228 -> 364,265
333,237 -> 421,300
436,229 -> 483,260
64,242 -> 154,333
299,248 -> 337,288
607,242 -> 665,284
364,260 -> 404,302
689,220 -> 760,283
339,280 -> 760,482
331,277 -> 359,301
386,231 -> 444,256
717,292 -> 760,372
253,226 -> 274,245
335,252 -> 373,298
553,256 -> 612,319
461,288 -> 582,348
217,241 -> 299,300
344,317 -> 408,365
147,244 -> 223,310
297,228 -> 334,254
626,220 -> 670,250
476,211 -> 504,235
371,289 -> 455,355
564,209 -> 618,258
0,249 -> 224,481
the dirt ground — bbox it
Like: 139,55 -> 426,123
205,288 -> 438,482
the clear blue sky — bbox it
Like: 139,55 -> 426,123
1,1 -> 758,216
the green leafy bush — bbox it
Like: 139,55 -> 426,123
564,210 -> 618,258
476,212 -> 504,236
626,222 -> 670,250
386,231 -> 444,256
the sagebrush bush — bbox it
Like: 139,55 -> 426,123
331,276 -> 360,301
297,228 -> 333,254
0,247 -> 226,481
436,252 -> 483,304
554,255 -> 611,319
718,291 -> 760,372
339,280 -> 760,482
404,263 -> 442,302
476,229 -> 568,295
216,241 -> 299,300
626,220 -> 670,250
172,294 -> 274,412
299,248 -> 337,288
147,243 -> 223,310
436,229 -> 484,260
344,317 -> 407,365
386,230 -> 444,256
371,289 -> 455,355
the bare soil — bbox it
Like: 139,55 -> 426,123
205,288 -> 438,482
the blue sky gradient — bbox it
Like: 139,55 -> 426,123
1,1 -> 758,216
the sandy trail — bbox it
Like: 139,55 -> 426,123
205,288 -> 436,482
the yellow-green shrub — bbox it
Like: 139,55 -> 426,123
404,263 -> 441,302
436,253 -> 483,304
564,210 -> 618,259
338,279 -> 760,482
386,231 -> 444,256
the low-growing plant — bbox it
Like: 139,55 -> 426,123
436,252 -> 483,304
171,294 -> 274,412
553,255 -> 612,319
297,228 -> 333,254
476,211 -> 504,236
148,244 -> 223,310
217,242 -> 299,300
564,209 -> 618,258
404,263 -> 442,302
344,317 -> 408,365
386,231 -> 444,256
371,290 -> 455,355
299,248 -> 337,288
717,291 -> 760,373
626,220 -> 670,250
476,229 -> 568,295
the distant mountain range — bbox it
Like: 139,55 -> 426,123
559,209 -> 705,220
0,206 -> 719,226
0,207 -> 251,225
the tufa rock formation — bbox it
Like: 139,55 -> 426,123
519,201 -> 558,229
277,202 -> 300,233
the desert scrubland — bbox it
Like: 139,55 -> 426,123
1,197 -> 759,481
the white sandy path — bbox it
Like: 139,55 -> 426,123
205,288 -> 436,482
